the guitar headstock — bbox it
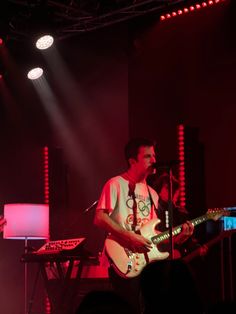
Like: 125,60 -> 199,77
206,208 -> 229,221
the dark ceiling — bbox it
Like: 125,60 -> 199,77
0,0 -> 196,42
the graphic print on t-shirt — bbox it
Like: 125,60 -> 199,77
125,193 -> 152,229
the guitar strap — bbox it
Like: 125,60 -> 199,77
128,182 -> 138,231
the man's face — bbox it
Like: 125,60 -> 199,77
172,189 -> 179,205
133,145 -> 156,175
160,184 -> 169,202
160,185 -> 179,205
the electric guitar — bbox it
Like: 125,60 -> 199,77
105,208 -> 229,278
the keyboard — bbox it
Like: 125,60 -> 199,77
36,237 -> 86,254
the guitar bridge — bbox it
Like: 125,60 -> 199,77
124,248 -> 134,273
126,261 -> 132,273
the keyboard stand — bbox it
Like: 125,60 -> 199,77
22,253 -> 99,314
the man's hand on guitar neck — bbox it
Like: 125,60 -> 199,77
175,221 -> 194,245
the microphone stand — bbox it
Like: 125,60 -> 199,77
157,161 -> 179,260
157,164 -> 174,260
167,167 -> 174,260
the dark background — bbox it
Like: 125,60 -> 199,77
0,1 -> 236,313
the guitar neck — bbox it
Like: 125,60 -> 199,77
152,214 -> 210,245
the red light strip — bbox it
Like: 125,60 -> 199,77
43,146 -> 51,314
43,147 -> 49,204
160,0 -> 226,21
177,124 -> 186,208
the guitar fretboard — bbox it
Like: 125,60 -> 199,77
151,209 -> 227,245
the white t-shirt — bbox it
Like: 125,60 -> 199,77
96,175 -> 158,232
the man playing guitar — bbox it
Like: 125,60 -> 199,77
94,138 -> 194,313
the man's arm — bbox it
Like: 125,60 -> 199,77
94,209 -> 152,252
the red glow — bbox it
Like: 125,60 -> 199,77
184,8 -> 189,13
0,38 -> 3,45
160,15 -> 166,20
196,4 -> 201,9
202,2 -> 208,7
172,12 -> 177,17
208,0 -> 214,5
190,6 -> 195,11
166,13 -> 171,18
178,10 -> 183,15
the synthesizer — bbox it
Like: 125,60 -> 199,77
36,237 -> 86,255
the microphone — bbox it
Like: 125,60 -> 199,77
151,160 -> 179,169
83,200 -> 98,213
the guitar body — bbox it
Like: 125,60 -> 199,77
105,218 -> 169,278
105,208 -> 227,278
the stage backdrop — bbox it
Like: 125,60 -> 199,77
0,1 -> 236,313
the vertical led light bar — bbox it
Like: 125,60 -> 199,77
177,124 -> 186,209
43,146 -> 51,314
43,146 -> 49,205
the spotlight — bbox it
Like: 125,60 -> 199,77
35,34 -> 54,50
0,38 -> 3,46
27,67 -> 43,80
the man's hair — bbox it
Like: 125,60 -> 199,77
152,173 -> 179,194
124,137 -> 156,163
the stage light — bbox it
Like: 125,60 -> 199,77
27,67 -> 43,80
0,38 -> 3,46
35,34 -> 54,50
